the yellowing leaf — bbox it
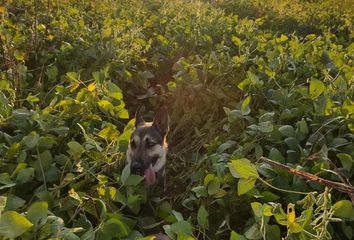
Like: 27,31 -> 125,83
238,178 -> 256,195
342,99 -> 354,116
0,6 -> 6,13
26,95 -> 40,103
287,203 -> 295,225
98,100 -> 114,111
333,200 -> 354,218
87,83 -> 96,92
14,50 -> 25,61
286,203 -> 303,233
177,234 -> 196,240
68,188 -> 82,204
241,96 -> 251,115
309,79 -> 325,98
232,36 -> 242,46
214,189 -> 227,198
97,185 -> 106,196
288,222 -> 303,234
228,158 -> 259,179
98,125 -> 120,141
277,34 -> 288,43
204,173 -> 215,186
0,211 -> 33,238
142,236 -> 156,240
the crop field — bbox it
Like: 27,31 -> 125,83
0,0 -> 353,239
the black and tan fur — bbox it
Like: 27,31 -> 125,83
126,107 -> 169,187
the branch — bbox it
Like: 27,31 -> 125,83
259,157 -> 354,197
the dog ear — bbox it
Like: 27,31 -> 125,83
135,109 -> 145,127
153,107 -> 169,136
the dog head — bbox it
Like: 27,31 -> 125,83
126,107 -> 169,185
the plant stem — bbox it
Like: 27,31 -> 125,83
258,177 -> 310,195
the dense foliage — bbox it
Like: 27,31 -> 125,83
0,0 -> 353,239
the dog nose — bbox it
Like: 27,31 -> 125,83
131,161 -> 142,174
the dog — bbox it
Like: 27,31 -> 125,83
126,107 -> 169,188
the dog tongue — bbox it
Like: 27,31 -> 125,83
144,164 -> 156,186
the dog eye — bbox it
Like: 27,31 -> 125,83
145,139 -> 155,148
130,140 -> 136,149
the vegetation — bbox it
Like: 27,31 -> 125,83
0,0 -> 353,239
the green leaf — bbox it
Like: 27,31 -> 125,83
66,72 -> 78,82
102,217 -> 129,238
5,195 -> 26,211
251,202 -> 263,218
229,158 -> 259,179
0,183 -> 16,190
333,200 -> 354,219
288,222 -> 303,233
15,168 -> 34,184
268,148 -> 285,162
244,223 -> 262,239
46,66 -> 58,80
0,173 -> 12,185
170,220 -> 193,237
309,79 -> 325,99
258,121 -> 274,133
230,231 -> 247,240
261,191 -> 280,201
26,94 -> 40,103
27,201 -> 48,225
254,144 -> 263,160
67,141 -> 85,158
341,222 -> 353,240
37,150 -> 53,171
278,125 -> 295,137
191,186 -> 208,198
124,175 -> 144,186
265,225 -> 280,240
121,164 -> 131,185
197,205 -> 209,230
298,119 -> 309,134
284,137 -> 299,151
337,153 -> 353,172
93,71 -> 105,84
38,136 -> 56,149
207,178 -> 220,195
127,195 -> 142,214
0,211 -> 33,238
138,217 -> 160,230
22,132 -> 39,149
238,178 -> 257,195
274,207 -> 287,226
172,211 -> 184,222
203,174 -> 215,186
0,197 -> 6,216
118,129 -> 132,152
